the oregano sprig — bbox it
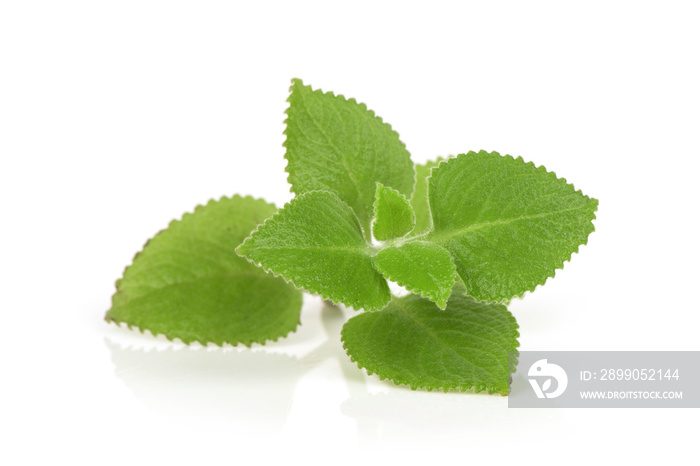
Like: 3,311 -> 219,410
107,79 -> 597,394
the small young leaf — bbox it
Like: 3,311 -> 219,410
105,196 -> 303,346
341,285 -> 520,394
428,151 -> 598,302
237,191 -> 390,311
410,157 -> 444,236
372,182 -> 416,241
284,79 -> 415,238
373,241 -> 455,309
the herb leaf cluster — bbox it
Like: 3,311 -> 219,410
107,79 -> 597,394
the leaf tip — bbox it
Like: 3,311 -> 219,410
289,77 -> 305,90
234,242 -> 247,257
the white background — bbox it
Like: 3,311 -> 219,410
1,1 -> 698,464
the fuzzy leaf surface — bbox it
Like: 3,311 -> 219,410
341,285 -> 519,394
410,158 -> 443,236
105,196 -> 302,346
373,241 -> 455,309
237,191 -> 390,311
372,182 -> 415,241
428,151 -> 598,302
284,79 -> 415,237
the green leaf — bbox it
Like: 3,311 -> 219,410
284,79 -> 415,238
341,285 -> 520,394
427,151 -> 598,302
105,196 -> 303,346
410,157 -> 444,236
372,182 -> 416,241
237,191 -> 390,311
373,241 -> 455,309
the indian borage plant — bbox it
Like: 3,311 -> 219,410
106,79 -> 598,395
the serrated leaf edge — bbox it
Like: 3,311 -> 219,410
372,245 -> 455,309
282,78 -> 416,200
235,190 -> 391,312
429,150 -> 599,304
340,308 -> 521,395
372,181 -> 416,241
110,193 -> 277,301
106,194 -> 302,347
104,316 -> 301,348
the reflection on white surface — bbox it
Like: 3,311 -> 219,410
105,340 -> 302,430
104,298 -> 549,442
343,391 -> 512,443
104,299 -> 363,432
